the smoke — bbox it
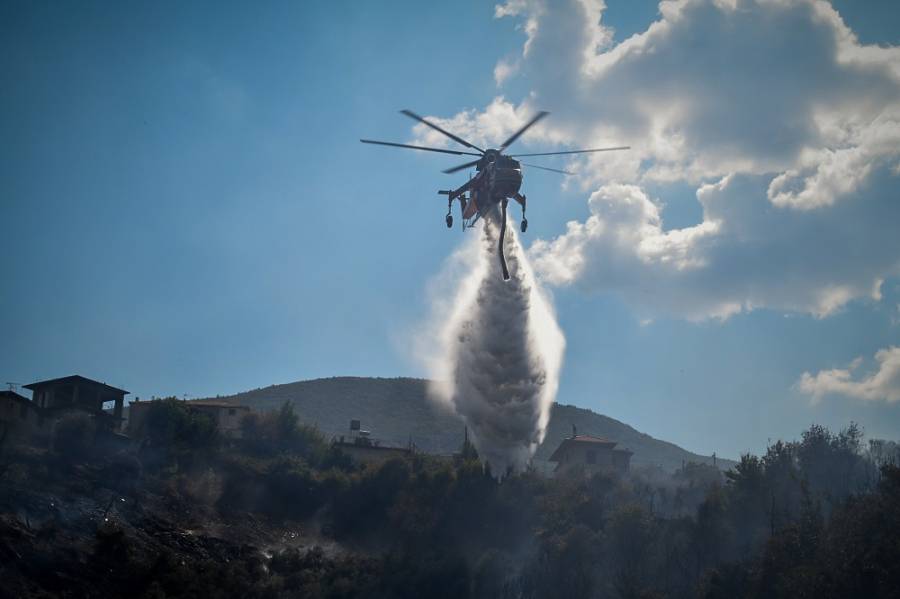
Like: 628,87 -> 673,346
421,206 -> 565,474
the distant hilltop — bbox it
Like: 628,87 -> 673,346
199,376 -> 734,473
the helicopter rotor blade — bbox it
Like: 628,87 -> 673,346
443,159 -> 482,174
360,139 -> 482,156
499,111 -> 549,152
400,110 -> 485,154
510,145 -> 630,157
520,162 -> 574,175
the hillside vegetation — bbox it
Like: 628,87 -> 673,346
3,400 -> 897,598
204,376 -> 733,472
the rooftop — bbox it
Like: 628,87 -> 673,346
0,390 -> 32,404
569,435 -> 618,445
549,435 -> 622,462
187,400 -> 250,409
24,375 -> 129,395
334,439 -> 412,453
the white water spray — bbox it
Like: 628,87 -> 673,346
421,207 -> 565,474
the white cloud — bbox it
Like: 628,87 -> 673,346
494,58 -> 520,87
410,96 -> 563,151
488,0 -> 900,186
490,0 -> 900,320
412,1 -> 900,320
798,347 -> 900,404
767,108 -> 900,209
439,1 -> 895,170
530,173 -> 900,320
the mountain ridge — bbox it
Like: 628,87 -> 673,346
203,376 -> 735,472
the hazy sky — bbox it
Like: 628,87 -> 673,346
2,0 -> 899,458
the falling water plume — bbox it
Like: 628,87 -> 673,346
422,205 -> 565,475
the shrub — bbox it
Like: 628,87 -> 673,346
138,398 -> 219,470
265,455 -> 326,520
237,402 -> 339,468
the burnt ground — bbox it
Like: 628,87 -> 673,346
0,447 -> 345,599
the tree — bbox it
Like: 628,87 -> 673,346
139,398 -> 219,470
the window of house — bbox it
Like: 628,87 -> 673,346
586,449 -> 597,465
228,408 -> 235,416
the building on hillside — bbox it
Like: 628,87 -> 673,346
185,400 -> 251,438
24,375 -> 127,432
549,434 -> 633,478
128,398 -> 251,439
0,389 -> 43,441
332,419 -> 413,465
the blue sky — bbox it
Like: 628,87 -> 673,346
2,0 -> 899,458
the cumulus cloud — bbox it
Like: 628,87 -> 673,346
410,97 -> 562,152
494,57 -> 520,86
798,346 -> 900,404
472,0 -> 900,321
767,107 -> 900,209
408,1 -> 900,321
531,174 -> 900,320
497,0 -> 900,189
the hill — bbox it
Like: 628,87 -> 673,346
203,376 -> 734,472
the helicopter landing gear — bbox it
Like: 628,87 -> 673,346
517,193 -> 528,233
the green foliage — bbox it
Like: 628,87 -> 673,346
867,438 -> 900,467
459,436 -> 479,462
330,458 -> 412,540
265,455 -> 328,520
796,422 -> 868,505
155,398 -> 219,448
138,398 -> 219,471
238,402 -> 353,471
675,460 -> 724,488
7,419 -> 900,598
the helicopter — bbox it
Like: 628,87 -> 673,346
361,110 -> 628,280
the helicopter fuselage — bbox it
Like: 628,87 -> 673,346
453,150 -> 524,219
482,161 -> 523,205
